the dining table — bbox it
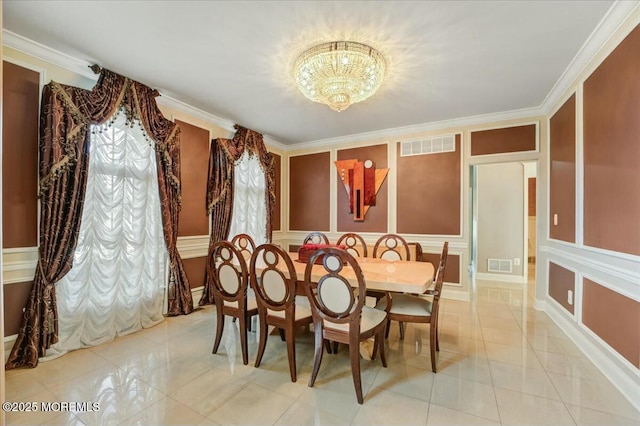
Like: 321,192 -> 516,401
285,251 -> 436,294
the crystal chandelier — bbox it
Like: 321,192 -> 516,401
293,41 -> 386,112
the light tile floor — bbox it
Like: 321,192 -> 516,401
6,267 -> 640,425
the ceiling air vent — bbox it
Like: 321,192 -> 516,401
401,135 -> 456,157
487,258 -> 512,273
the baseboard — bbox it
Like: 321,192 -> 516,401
545,298 -> 640,412
4,334 -> 17,363
476,272 -> 527,283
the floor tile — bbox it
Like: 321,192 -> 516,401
489,361 -> 560,400
351,388 -> 429,425
426,403 -> 501,425
494,386 -> 575,425
208,383 -> 295,426
430,374 -> 500,422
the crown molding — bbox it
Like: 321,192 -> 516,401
296,105 -> 544,151
155,95 -> 234,132
3,29 -> 98,81
540,0 -> 640,114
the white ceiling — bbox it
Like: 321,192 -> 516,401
3,1 -> 615,145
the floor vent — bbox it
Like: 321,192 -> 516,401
488,258 -> 513,273
400,135 -> 456,157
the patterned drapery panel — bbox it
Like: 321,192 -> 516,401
199,125 -> 276,306
6,68 -> 193,369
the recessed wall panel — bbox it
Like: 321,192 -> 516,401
336,144 -> 387,233
548,262 -> 575,314
421,252 -> 460,284
470,124 -> 536,156
3,281 -> 33,336
582,278 -> 639,368
549,94 -> 576,243
397,135 -> 461,235
176,120 -> 210,237
2,61 -> 39,248
289,152 -> 330,231
583,25 -> 640,256
182,256 -> 207,289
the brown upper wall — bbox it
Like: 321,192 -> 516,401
182,256 -> 207,289
289,152 -> 330,231
582,278 -> 639,368
548,262 -> 575,315
397,135 -> 461,235
3,61 -> 39,248
549,94 -> 576,243
176,120 -> 210,237
470,124 -> 536,156
583,25 -> 640,256
336,144 -> 388,233
272,153 -> 281,231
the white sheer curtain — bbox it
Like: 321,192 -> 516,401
47,110 -> 169,358
227,151 -> 268,245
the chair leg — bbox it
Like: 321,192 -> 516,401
430,323 -> 437,373
285,326 -> 297,382
384,318 -> 391,339
435,324 -> 440,352
371,335 -> 378,361
239,315 -> 249,365
212,308 -> 225,354
333,341 -> 339,354
399,321 -> 405,340
349,337 -> 364,404
278,328 -> 286,342
254,313 -> 268,368
309,325 -> 324,387
323,339 -> 332,354
378,328 -> 387,368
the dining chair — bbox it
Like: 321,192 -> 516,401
373,233 -> 411,261
249,244 -> 313,382
377,241 -> 448,372
304,248 -> 389,404
208,240 -> 259,365
336,232 -> 368,257
231,233 -> 256,263
408,242 -> 423,262
303,231 -> 330,245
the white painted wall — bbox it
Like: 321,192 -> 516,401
477,162 -> 524,280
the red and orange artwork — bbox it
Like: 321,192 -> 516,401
335,159 -> 389,221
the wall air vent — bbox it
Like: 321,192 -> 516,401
400,135 -> 456,157
487,258 -> 513,273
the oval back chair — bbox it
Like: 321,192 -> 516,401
250,243 -> 312,382
208,240 -> 258,365
304,248 -> 388,404
373,233 -> 410,261
336,232 -> 368,258
303,231 -> 330,245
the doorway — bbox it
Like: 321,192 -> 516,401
470,161 -> 537,289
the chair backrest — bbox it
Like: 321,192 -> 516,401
373,234 -> 410,261
408,242 -> 423,262
250,243 -> 297,312
304,248 -> 366,328
303,231 -> 330,245
231,233 -> 256,263
432,241 -> 449,285
336,233 -> 368,258
208,240 -> 249,303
